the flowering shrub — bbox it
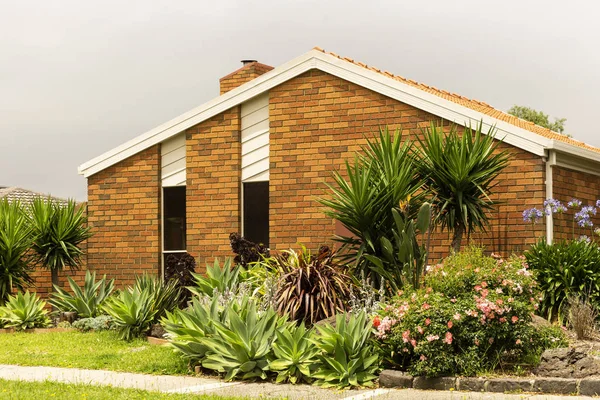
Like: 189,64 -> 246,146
373,248 -> 564,377
523,198 -> 600,237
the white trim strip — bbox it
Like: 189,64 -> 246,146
78,49 -> 600,178
165,382 -> 240,394
341,388 -> 392,400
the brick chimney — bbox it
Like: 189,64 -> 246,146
219,60 -> 274,95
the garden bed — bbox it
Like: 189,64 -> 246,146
0,327 -> 75,334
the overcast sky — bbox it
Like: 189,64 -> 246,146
1,0 -> 599,201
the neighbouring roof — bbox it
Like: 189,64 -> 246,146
79,47 -> 600,178
0,186 -> 68,205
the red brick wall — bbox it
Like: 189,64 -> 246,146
220,62 -> 273,95
86,145 -> 161,287
268,70 -> 546,260
186,107 -> 241,270
552,166 -> 600,241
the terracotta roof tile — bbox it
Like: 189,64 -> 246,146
0,187 -> 68,205
314,47 -> 599,154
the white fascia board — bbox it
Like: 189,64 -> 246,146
80,49 -> 582,177
548,139 -> 600,165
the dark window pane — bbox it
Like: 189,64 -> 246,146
243,182 -> 269,247
164,186 -> 186,251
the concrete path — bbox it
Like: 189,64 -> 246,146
0,364 -> 594,399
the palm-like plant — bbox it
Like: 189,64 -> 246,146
416,122 -> 510,252
319,127 -> 423,290
0,200 -> 34,304
29,198 -> 92,290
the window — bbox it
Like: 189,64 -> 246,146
163,186 -> 186,251
243,181 -> 269,247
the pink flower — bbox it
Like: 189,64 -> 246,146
422,303 -> 431,310
481,289 -> 489,298
426,287 -> 433,294
402,330 -> 411,343
489,338 -> 494,344
426,334 -> 439,342
474,338 -> 480,346
511,316 -> 519,324
499,317 -> 507,323
481,281 -> 488,288
453,313 -> 461,321
420,354 -> 427,361
450,297 -> 457,303
516,339 -> 522,345
402,347 -> 409,353
508,297 -> 514,303
443,332 -> 453,345
417,326 -> 424,334
474,268 -> 480,273
410,339 -> 417,347
474,285 -> 482,292
447,321 -> 453,329
425,318 -> 431,326
495,299 -> 504,306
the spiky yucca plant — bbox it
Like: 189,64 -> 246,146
29,198 -> 92,290
49,270 -> 115,318
416,122 -> 510,252
0,200 -> 34,304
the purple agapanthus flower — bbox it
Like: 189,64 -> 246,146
568,199 -> 583,208
523,208 -> 544,223
579,235 -> 591,243
596,200 -> 600,208
544,199 -> 567,214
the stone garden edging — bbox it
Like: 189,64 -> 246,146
0,328 -> 75,334
379,370 -> 600,396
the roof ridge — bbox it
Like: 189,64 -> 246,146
313,47 -> 597,153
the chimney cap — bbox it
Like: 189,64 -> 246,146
241,59 -> 257,66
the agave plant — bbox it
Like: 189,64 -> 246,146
163,296 -> 224,363
310,312 -> 379,389
49,270 -> 115,318
201,301 -> 281,381
0,291 -> 51,330
319,127 -> 424,291
0,200 -> 34,304
270,322 -> 320,384
133,274 -> 181,321
416,122 -> 510,252
102,287 -> 157,340
29,198 -> 92,290
188,258 -> 241,297
272,246 -> 352,325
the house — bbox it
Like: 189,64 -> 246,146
78,47 -> 600,283
0,186 -> 67,206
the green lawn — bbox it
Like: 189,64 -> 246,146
0,379 -> 248,400
0,331 -> 189,375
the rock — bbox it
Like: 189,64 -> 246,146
412,376 -> 456,390
379,370 -> 413,388
580,378 -> 600,396
531,314 -> 551,328
457,377 -> 486,392
60,312 -> 77,323
485,378 -> 533,393
149,323 -> 167,338
534,346 -> 600,379
533,377 -> 578,394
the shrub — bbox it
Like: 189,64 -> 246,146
0,291 -> 51,330
29,198 -> 92,291
272,246 -> 352,325
374,248 -> 547,377
525,239 -> 600,322
49,271 -> 115,318
229,232 -> 269,267
164,253 -> 196,306
72,315 -> 115,332
270,322 -> 320,384
310,312 -> 379,388
0,200 -> 34,304
319,127 -> 424,292
568,296 -> 597,340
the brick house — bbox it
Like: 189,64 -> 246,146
78,47 -> 600,283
